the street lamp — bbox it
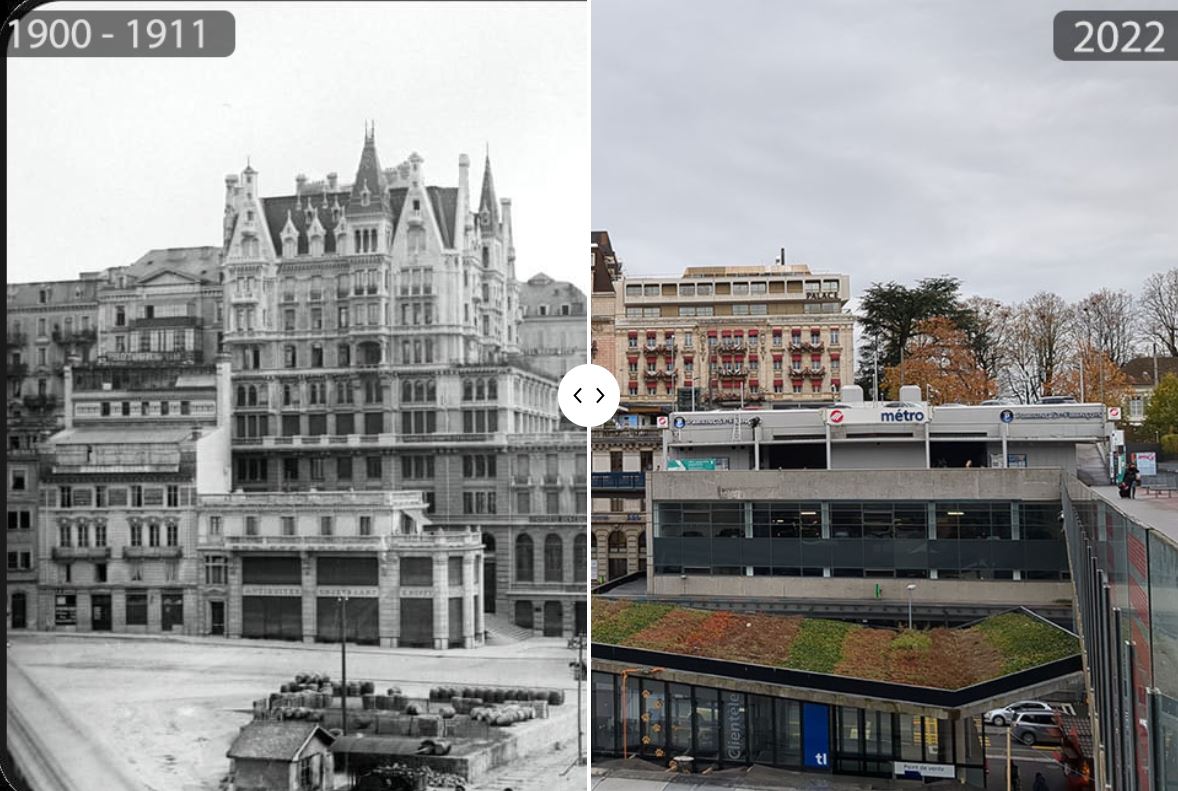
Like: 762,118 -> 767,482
905,583 -> 916,630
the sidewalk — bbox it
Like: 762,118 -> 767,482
5,628 -> 579,661
1090,485 -> 1178,543
590,760 -> 977,791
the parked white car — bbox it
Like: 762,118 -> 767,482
983,700 -> 1053,727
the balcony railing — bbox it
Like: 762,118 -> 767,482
127,316 -> 198,330
52,546 -> 112,560
123,546 -> 183,559
7,361 -> 29,381
7,330 -> 28,348
591,472 -> 646,490
22,394 -> 59,413
52,328 -> 99,345
512,475 -> 533,486
802,367 -> 827,378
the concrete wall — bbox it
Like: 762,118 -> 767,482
649,468 -> 1064,503
232,758 -> 290,791
831,442 -> 926,470
649,574 -> 1073,605
196,425 -> 232,494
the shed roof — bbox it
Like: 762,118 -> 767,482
227,721 -> 333,761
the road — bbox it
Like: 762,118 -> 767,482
6,631 -> 584,791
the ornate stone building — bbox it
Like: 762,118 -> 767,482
217,128 -> 585,637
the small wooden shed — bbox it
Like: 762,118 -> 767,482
227,721 -> 335,791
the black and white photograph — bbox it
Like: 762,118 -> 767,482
5,2 -> 589,790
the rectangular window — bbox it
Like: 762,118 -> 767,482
320,516 -> 333,536
281,516 -> 296,536
245,516 -> 258,536
366,456 -> 382,479
96,563 -> 108,583
209,515 -> 222,536
337,457 -> 353,481
125,593 -> 147,626
359,516 -> 373,536
204,555 -> 227,585
310,457 -> 325,480
166,485 -> 179,507
55,594 -> 77,626
166,524 -> 178,546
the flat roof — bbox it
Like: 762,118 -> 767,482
51,426 -> 193,445
592,599 -> 1078,691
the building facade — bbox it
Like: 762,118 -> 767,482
595,263 -> 852,413
518,272 -> 586,381
196,490 -> 479,648
218,129 -> 585,636
36,359 -> 232,633
1121,355 -> 1178,426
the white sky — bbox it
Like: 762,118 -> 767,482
6,1 -> 589,294
593,0 -> 1178,305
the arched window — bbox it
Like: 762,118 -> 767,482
476,379 -> 486,400
248,386 -> 258,406
544,534 -> 563,582
402,381 -> 413,402
482,246 -> 490,268
426,381 -> 436,401
236,385 -> 246,406
483,534 -> 496,553
414,382 -> 425,402
608,530 -> 627,550
487,379 -> 498,400
463,380 -> 473,401
574,534 -> 587,582
515,534 -> 534,582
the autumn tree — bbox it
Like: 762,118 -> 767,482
1052,347 -> 1133,407
881,316 -> 996,403
959,296 -> 1011,380
1000,292 -> 1073,402
1075,288 -> 1138,366
855,277 -> 967,399
1139,268 -> 1178,356
1143,373 -> 1178,437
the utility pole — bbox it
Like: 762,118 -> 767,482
338,595 -> 349,735
569,635 -> 586,765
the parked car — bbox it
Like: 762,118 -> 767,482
984,700 -> 1053,727
1039,395 -> 1077,405
1011,710 -> 1063,746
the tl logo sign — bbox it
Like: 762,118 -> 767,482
828,409 -> 845,424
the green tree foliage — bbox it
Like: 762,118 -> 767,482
855,277 -> 967,398
1143,373 -> 1178,436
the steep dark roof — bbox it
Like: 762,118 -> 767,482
227,721 -> 332,761
120,247 -> 223,286
427,186 -> 458,249
1122,356 -> 1178,387
261,194 -> 349,257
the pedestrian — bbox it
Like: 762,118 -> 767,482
1033,772 -> 1049,791
1124,461 -> 1140,499
964,459 -> 973,468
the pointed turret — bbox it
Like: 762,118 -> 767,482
478,153 -> 499,233
349,122 -> 389,214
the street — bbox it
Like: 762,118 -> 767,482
6,631 -> 585,791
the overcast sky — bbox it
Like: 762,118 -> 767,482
7,1 -> 588,293
592,0 -> 1177,306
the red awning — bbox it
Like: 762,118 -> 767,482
792,353 -> 803,360
832,379 -> 842,388
749,379 -> 759,387
749,354 -> 758,362
749,329 -> 759,336
791,329 -> 802,335
773,378 -> 784,385
683,354 -> 693,361
722,355 -> 732,364
684,379 -> 693,387
707,329 -> 718,337
811,326 -> 820,333
830,352 -> 840,361
811,354 -> 822,361
721,330 -> 732,337
772,328 -> 782,335
646,331 -> 656,338
628,331 -> 638,337
792,378 -> 804,385
772,353 -> 783,361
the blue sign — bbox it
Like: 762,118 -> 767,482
673,416 -> 686,429
1000,409 -> 1015,424
802,702 -> 830,771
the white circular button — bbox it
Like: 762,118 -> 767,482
557,364 -> 620,428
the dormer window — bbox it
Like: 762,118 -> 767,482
246,210 -> 254,222
360,180 -> 371,207
413,200 -> 420,212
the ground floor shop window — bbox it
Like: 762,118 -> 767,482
54,594 -> 77,625
126,592 -> 148,625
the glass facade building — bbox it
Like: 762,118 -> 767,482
653,500 -> 1068,580
591,671 -> 985,781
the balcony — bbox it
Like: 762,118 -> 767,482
127,316 -> 198,330
7,330 -> 27,348
802,340 -> 825,352
802,367 -> 827,378
52,546 -> 112,560
512,475 -> 533,487
591,471 -> 646,491
22,394 -> 59,413
98,350 -> 203,365
217,532 -> 481,552
542,473 -> 562,486
123,546 -> 183,559
7,361 -> 28,381
716,341 -> 747,354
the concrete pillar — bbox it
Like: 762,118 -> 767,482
462,555 -> 476,648
228,555 -> 243,638
301,553 -> 316,643
76,590 -> 92,632
183,588 -> 198,635
147,588 -> 161,632
432,554 -> 449,650
111,588 -> 127,632
380,552 -> 400,648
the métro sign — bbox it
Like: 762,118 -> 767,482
825,406 -> 928,426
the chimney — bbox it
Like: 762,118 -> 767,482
327,172 -> 338,191
296,173 -> 307,195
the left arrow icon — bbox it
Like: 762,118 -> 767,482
573,388 -> 583,403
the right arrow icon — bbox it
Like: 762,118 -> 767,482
596,388 -> 604,403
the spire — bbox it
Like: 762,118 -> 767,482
478,152 -> 499,231
350,124 -> 388,213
